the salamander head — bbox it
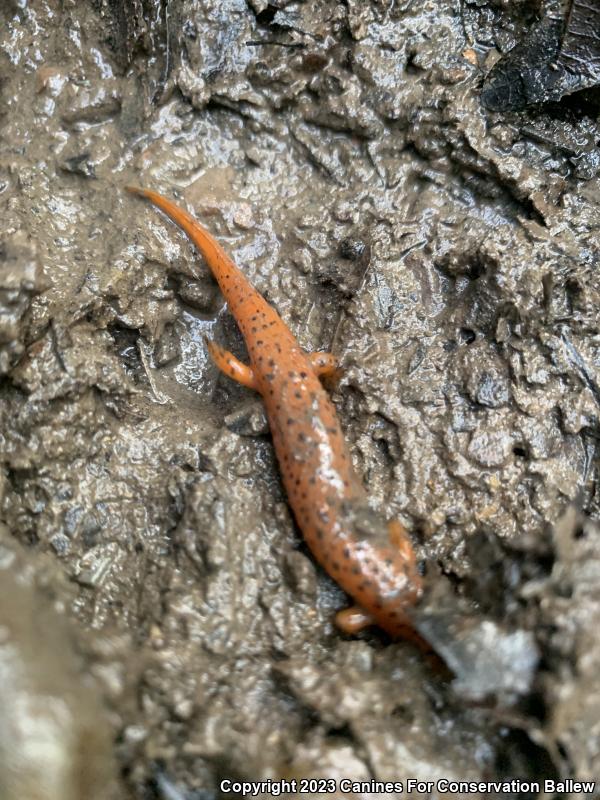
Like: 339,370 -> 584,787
338,498 -> 422,616
339,499 -> 392,547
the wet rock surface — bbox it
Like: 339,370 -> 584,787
1,1 -> 600,797
482,0 -> 600,112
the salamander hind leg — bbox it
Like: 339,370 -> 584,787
309,351 -> 341,382
335,605 -> 374,634
205,337 -> 259,391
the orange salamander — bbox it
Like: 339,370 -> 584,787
127,186 -> 423,638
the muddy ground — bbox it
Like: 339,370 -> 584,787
1,1 -> 600,798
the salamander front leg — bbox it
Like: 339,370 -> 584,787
388,519 -> 419,570
335,605 -> 374,634
205,338 -> 259,391
338,603 -> 430,649
387,519 -> 423,605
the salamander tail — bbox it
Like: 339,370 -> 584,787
125,186 -> 252,301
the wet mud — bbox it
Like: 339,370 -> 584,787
1,1 -> 600,798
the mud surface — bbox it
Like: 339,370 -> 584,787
1,1 -> 600,798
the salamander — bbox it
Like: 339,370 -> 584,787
127,186 -> 423,638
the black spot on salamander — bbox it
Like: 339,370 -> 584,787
308,476 -> 316,485
332,561 -> 340,571
352,566 -> 360,575
300,371 -> 307,379
265,373 -> 274,382
294,391 -> 302,399
287,418 -> 294,425
316,528 -> 324,540
342,546 -> 351,559
288,371 -> 295,378
269,359 -> 275,367
385,558 -> 393,567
